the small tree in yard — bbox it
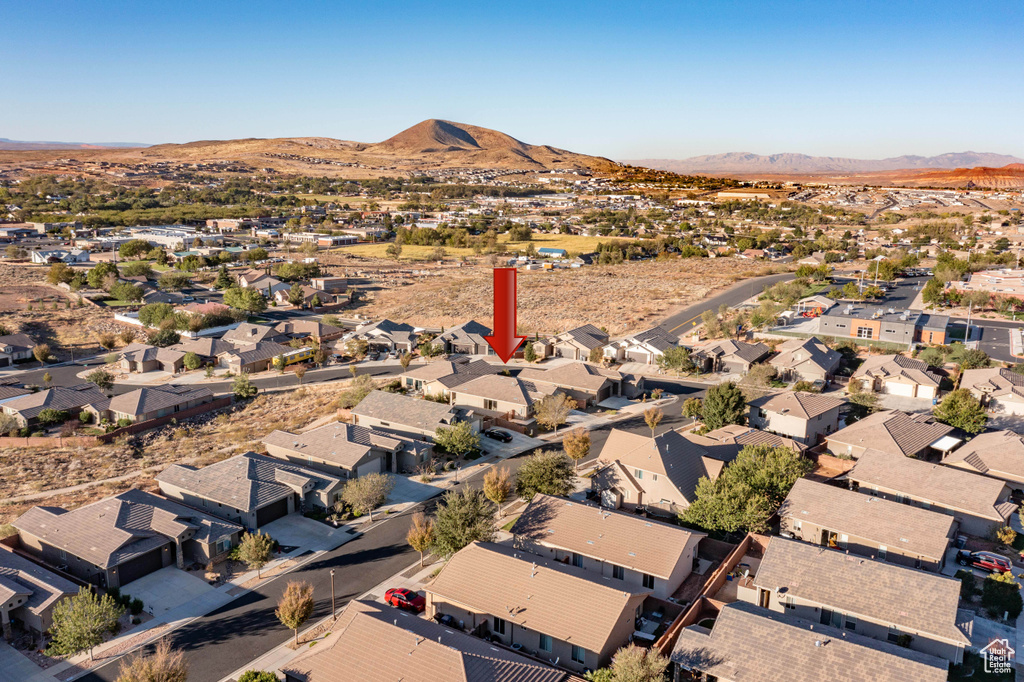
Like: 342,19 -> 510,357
293,365 -> 306,384
997,526 -> 1017,547
534,393 -> 575,434
43,371 -> 52,387
275,581 -> 315,646
342,473 -> 395,521
516,450 -> 575,501
86,369 -> 114,390
932,389 -> 987,435
562,427 -> 591,472
238,673 -> 278,682
116,639 -> 187,682
523,342 -> 538,363
483,466 -> 513,516
682,397 -> 703,422
657,346 -> 696,374
701,382 -> 746,430
589,346 -> 605,364
46,587 -> 124,661
0,412 -> 18,435
598,643 -> 669,682
183,351 -> 202,371
406,513 -> 435,567
434,420 -> 480,457
33,344 -> 51,364
643,406 -> 663,437
232,373 -> 258,399
37,408 -> 68,427
400,352 -> 413,370
236,531 -> 274,578
432,488 -> 495,558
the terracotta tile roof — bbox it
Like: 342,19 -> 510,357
827,410 -> 954,457
511,494 -> 703,579
779,479 -> 954,562
427,542 -> 649,654
849,448 -> 1016,522
671,601 -> 948,682
748,391 -> 845,420
281,600 -> 570,682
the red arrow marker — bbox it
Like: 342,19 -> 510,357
484,267 -> 528,363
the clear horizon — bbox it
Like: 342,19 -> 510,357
3,0 -> 1022,159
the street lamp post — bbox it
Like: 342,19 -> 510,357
330,568 -> 337,619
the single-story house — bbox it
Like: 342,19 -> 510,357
350,390 -> 483,440
851,354 -> 941,400
691,339 -> 771,374
30,249 -> 89,264
518,361 -> 640,407
345,319 -> 419,352
546,324 -> 609,361
216,341 -> 294,374
1,384 -> 108,427
778,478 -> 955,572
425,542 -> 649,673
943,429 -> 1024,492
274,320 -> 345,344
449,374 -> 554,420
747,391 -> 845,445
13,489 -> 242,589
438,320 -> 493,356
960,367 -> 1024,414
399,359 -> 502,397
848,448 -> 1017,538
119,343 -> 186,374
221,322 -> 288,346
769,337 -> 841,383
511,493 -> 704,601
169,337 -> 236,363
825,410 -> 957,460
87,385 -> 214,423
0,546 -> 77,642
263,420 -> 433,479
157,451 -> 344,529
0,333 -> 36,367
603,326 -> 678,365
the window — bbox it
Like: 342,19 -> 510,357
793,520 -> 802,532
216,538 -> 231,554
484,399 -> 497,411
783,595 -> 796,610
878,545 -> 887,561
59,549 -> 66,561
634,469 -> 643,480
856,327 -> 874,339
888,625 -> 901,643
820,608 -> 833,626
572,552 -> 583,568
612,564 -> 624,580
380,421 -> 389,426
571,645 -> 586,664
651,473 -> 658,482
642,573 -> 655,589
493,617 -> 507,635
845,615 -> 856,631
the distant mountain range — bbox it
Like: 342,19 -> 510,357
624,151 -> 1024,174
0,138 -> 150,150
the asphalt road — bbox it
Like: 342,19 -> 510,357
657,272 -> 795,337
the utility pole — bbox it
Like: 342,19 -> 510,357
330,568 -> 337,619
965,302 -> 973,343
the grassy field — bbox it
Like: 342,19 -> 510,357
330,233 -> 634,261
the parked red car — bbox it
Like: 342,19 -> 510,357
385,588 -> 425,613
956,550 -> 1012,573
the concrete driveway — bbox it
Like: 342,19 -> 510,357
261,514 -> 346,551
0,641 -> 57,682
479,430 -> 545,458
966,612 -> 1016,653
122,565 -> 215,617
876,393 -> 936,414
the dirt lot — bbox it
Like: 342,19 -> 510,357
358,258 -> 784,334
0,383 -> 347,528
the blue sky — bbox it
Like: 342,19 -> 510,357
2,0 -> 1022,159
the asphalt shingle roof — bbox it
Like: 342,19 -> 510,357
748,391 -> 845,420
264,419 -> 430,469
351,390 -> 469,433
0,546 -> 77,618
852,354 -> 941,388
107,385 -> 212,418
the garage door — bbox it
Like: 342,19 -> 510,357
118,547 -> 166,586
625,350 -> 650,363
357,458 -> 383,479
256,497 -> 290,527
885,381 -> 915,397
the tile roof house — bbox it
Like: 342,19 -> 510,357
0,380 -> 31,402
548,324 -> 609,361
274,320 -> 345,344
852,354 -> 941,400
158,451 -> 344,530
591,428 -> 732,514
747,391 -> 845,445
13,489 -> 242,589
518,361 -> 639,406
399,359 -> 502,397
221,322 -> 288,346
425,542 -> 650,673
0,545 -> 77,641
346,319 -> 420,352
778,478 -> 955,572
216,341 -> 294,374
692,339 -> 771,374
351,390 -> 482,440
769,337 -> 841,383
511,494 -> 704,600
825,410 -> 956,460
848,448 -> 1017,537
943,429 -> 1024,491
745,538 -> 970,664
280,600 -> 570,682
450,374 -> 556,420
960,367 -> 1024,415
119,342 -> 186,374
1,384 -> 108,426
169,337 -> 236,361
0,333 -> 36,367
438,320 -> 493,356
671,601 -> 948,682
696,424 -> 806,455
263,419 -> 433,479
88,384 -> 214,423
604,326 -> 678,365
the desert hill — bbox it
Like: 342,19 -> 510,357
628,151 -> 1024,174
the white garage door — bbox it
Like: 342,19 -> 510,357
885,381 -> 915,397
917,386 -> 937,401
356,458 -> 383,478
990,399 -> 1024,416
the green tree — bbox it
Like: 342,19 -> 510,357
232,373 -> 258,399
682,444 -> 812,533
589,346 -> 605,363
385,242 -> 403,259
237,672 -> 278,682
932,389 -> 987,434
275,581 -> 314,646
36,408 -> 68,426
139,302 -> 175,327
523,342 -> 538,363
515,450 -> 576,500
183,351 -> 202,371
115,640 -> 187,682
214,265 -> 234,289
33,343 -> 52,364
597,644 -> 669,682
432,488 -> 495,558
287,282 -> 305,307
701,382 -> 746,430
87,261 -> 120,289
341,473 -> 395,521
983,572 -> 1023,619
148,328 -> 181,347
345,338 -> 369,360
158,271 -> 192,291
46,588 -> 124,661
922,278 -> 946,305
46,262 -> 75,285
86,369 -> 114,390
223,286 -> 268,313
434,420 -> 480,457
109,281 -> 144,302
399,352 -> 413,370
119,260 -> 153,279
236,531 -> 274,578
533,393 -> 575,434
657,346 -> 696,373
119,239 -> 151,260
682,397 -> 703,422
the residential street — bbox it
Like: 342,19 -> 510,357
658,272 -> 794,337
